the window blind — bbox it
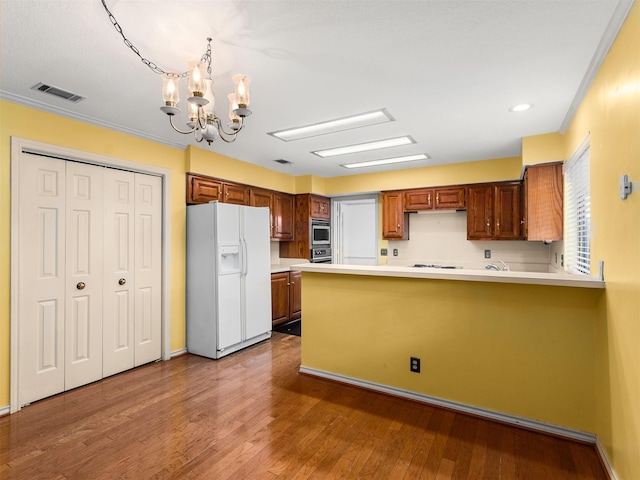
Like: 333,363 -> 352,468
564,142 -> 591,275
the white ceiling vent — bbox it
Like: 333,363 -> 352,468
31,82 -> 85,103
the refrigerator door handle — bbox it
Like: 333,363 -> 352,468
240,237 -> 248,276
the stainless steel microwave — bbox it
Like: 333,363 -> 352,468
311,220 -> 331,246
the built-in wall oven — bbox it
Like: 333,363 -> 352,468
310,219 -> 332,263
310,247 -> 332,263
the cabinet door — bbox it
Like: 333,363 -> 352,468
404,188 -> 434,211
273,192 -> 295,240
382,191 -> 409,240
271,272 -> 290,327
223,182 -> 249,205
187,174 -> 222,204
250,188 -> 274,236
494,183 -> 522,240
289,270 -> 302,321
310,195 -> 331,220
467,185 -> 494,240
524,163 -> 563,241
435,186 -> 466,210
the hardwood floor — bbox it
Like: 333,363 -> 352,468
1,333 -> 607,479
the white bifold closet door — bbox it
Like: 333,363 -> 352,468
18,153 -> 161,406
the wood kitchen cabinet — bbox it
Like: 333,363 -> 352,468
310,195 -> 331,220
404,186 -> 466,211
467,182 -> 521,240
280,194 -> 330,259
186,173 -> 248,205
383,191 -> 409,240
271,271 -> 301,327
249,188 -> 295,241
522,162 -> 563,241
272,192 -> 295,240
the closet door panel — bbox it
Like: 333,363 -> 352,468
103,169 -> 136,377
18,154 -> 66,406
134,174 -> 162,366
64,161 -> 104,390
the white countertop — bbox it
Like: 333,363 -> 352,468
293,263 -> 605,289
270,258 -> 309,274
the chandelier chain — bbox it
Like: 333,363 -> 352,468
101,0 -> 189,78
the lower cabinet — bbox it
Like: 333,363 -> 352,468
271,270 -> 301,327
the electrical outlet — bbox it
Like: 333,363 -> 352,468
410,356 -> 421,373
393,248 -> 398,257
381,248 -> 388,256
484,249 -> 491,259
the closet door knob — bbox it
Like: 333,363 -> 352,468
119,278 -> 126,285
76,282 -> 86,290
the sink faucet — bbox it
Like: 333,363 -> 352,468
485,260 -> 510,271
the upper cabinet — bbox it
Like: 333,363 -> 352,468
186,173 -> 248,205
382,191 -> 409,240
272,192 -> 295,240
187,173 -> 294,240
467,182 -> 522,240
522,162 -> 563,241
310,195 -> 331,220
404,186 -> 466,211
187,174 -> 223,204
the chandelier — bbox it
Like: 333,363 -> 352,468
101,1 -> 252,144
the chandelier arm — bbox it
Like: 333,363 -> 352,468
214,117 -> 245,137
216,131 -> 239,144
168,115 -> 197,135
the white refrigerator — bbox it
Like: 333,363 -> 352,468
186,202 -> 272,359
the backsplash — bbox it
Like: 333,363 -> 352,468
386,211 -> 556,272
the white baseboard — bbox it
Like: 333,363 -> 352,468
299,366 -> 597,444
595,437 -> 618,480
0,405 -> 10,417
171,348 -> 188,358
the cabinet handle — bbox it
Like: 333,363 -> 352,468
397,224 -> 400,228
428,193 -> 431,204
436,193 -> 440,204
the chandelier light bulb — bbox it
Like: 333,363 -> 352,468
188,61 -> 207,99
232,74 -> 251,117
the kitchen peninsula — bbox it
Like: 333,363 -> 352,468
295,263 -> 605,439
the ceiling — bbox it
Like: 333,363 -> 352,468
1,1 -> 633,178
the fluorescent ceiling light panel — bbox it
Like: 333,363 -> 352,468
313,136 -> 415,158
268,109 -> 394,142
342,153 -> 430,169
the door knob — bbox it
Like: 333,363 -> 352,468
119,278 -> 126,285
76,282 -> 86,290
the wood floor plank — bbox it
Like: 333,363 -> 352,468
0,332 -> 608,480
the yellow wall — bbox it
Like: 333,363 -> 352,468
521,133 -> 565,166
561,3 -> 640,478
186,145 -> 296,193
323,156 -> 522,195
301,273 -> 601,432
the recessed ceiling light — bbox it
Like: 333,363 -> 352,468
509,104 -> 532,112
342,153 -> 431,169
268,109 -> 394,142
312,136 -> 415,158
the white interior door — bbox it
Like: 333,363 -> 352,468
103,169 -> 136,377
18,154 -> 67,405
133,173 -> 162,366
334,196 -> 378,265
64,161 -> 104,391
